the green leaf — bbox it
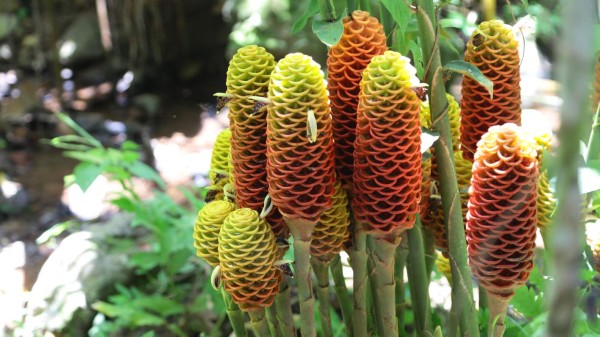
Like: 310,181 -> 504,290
36,220 -> 76,244
92,301 -> 122,317
511,284 -> 544,317
127,161 -> 166,189
121,140 -> 140,151
421,128 -> 439,154
63,149 -> 106,164
380,0 -> 410,35
55,112 -> 103,148
135,296 -> 185,317
292,0 -> 320,34
166,249 -> 192,276
74,162 -> 103,192
111,196 -> 137,212
130,252 -> 160,271
312,11 -> 346,47
140,332 -> 155,337
444,60 -> 493,98
409,39 -> 424,79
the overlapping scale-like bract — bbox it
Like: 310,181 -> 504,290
311,179 -> 351,261
419,106 -> 432,219
206,129 -> 232,203
327,10 -> 387,189
353,51 -> 422,239
226,45 -> 288,238
267,53 -> 335,224
467,123 -> 538,298
193,200 -> 237,267
219,208 -> 282,311
460,20 -> 521,162
532,132 -> 555,231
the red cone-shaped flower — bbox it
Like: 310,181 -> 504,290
467,123 -> 538,298
460,20 -> 521,162
327,10 -> 387,190
266,53 -> 335,237
353,51 -> 422,240
226,45 -> 288,239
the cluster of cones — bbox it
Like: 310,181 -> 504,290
190,11 -> 578,337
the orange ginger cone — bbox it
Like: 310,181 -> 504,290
266,52 -> 335,337
226,45 -> 288,239
467,123 -> 538,337
353,51 -> 422,337
460,20 -> 521,162
327,10 -> 387,191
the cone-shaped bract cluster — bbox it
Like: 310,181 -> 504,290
193,200 -> 237,267
532,132 -> 555,231
327,10 -> 387,190
467,123 -> 538,298
226,45 -> 288,238
461,20 -> 521,162
311,179 -> 351,262
353,51 -> 422,239
267,53 -> 335,225
219,208 -> 282,311
206,129 -> 232,203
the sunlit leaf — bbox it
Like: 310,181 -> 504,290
421,128 -> 439,154
444,60 -> 493,98
74,162 -> 103,192
127,161 -> 166,189
380,0 -> 410,35
312,11 -> 346,46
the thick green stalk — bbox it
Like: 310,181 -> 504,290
545,1 -> 594,336
317,0 -> 336,21
586,102 -> 600,161
348,219 -> 369,337
423,228 -> 436,280
221,287 -> 248,337
371,237 -> 400,337
414,2 -> 480,336
266,305 -> 282,337
478,285 -> 488,311
367,238 -> 384,337
311,259 -> 334,337
406,220 -> 432,335
294,238 -> 317,337
274,282 -> 296,337
248,310 -> 271,337
330,255 -> 354,337
395,238 -> 409,336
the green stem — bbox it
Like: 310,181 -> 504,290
267,305 -> 282,337
423,228 -> 436,281
478,285 -> 488,311
586,101 -> 600,162
371,237 -> 400,337
294,238 -> 317,337
395,239 -> 409,336
367,237 -> 384,337
330,255 -> 354,337
248,310 -> 271,337
487,292 -> 511,337
317,0 -> 336,21
348,224 -> 369,337
406,221 -> 432,336
274,282 -> 296,337
221,287 -> 248,337
312,259 -> 334,337
414,2 -> 480,336
546,1 -> 593,336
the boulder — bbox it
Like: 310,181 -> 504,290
22,213 -> 135,336
58,12 -> 104,66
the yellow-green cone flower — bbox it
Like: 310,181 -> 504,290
193,200 -> 237,267
311,179 -> 351,262
219,208 -> 282,311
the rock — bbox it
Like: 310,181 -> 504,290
0,172 -> 29,214
58,12 -> 104,66
22,213 -> 135,336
